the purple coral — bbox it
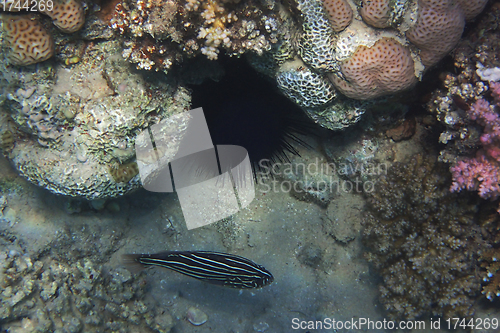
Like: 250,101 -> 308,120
450,82 -> 500,201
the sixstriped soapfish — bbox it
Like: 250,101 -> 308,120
123,251 -> 274,289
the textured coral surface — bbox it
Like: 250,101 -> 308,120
429,3 -> 500,210
40,0 -> 86,33
259,0 -> 488,129
110,0 -> 280,71
363,155 -> 484,320
1,15 -> 54,66
406,0 -> 466,67
0,0 -> 491,198
359,0 -> 392,28
322,0 -> 353,32
1,0 -> 85,65
0,39 -> 191,199
328,38 -> 417,100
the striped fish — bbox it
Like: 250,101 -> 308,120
123,251 -> 274,289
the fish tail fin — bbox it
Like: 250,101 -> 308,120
121,254 -> 146,273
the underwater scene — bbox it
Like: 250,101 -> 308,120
1,0 -> 500,332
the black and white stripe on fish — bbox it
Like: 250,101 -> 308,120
123,251 -> 274,289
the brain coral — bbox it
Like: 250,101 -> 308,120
328,38 -> 417,100
363,154 -> 485,320
0,39 -> 191,199
1,14 -> 55,66
40,0 -> 86,33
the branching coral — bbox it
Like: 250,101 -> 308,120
363,154 -> 485,320
480,249 -> 500,300
109,0 -> 280,72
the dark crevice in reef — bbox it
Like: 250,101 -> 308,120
186,55 -> 317,170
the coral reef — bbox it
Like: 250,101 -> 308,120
428,3 -> 500,207
359,0 -> 402,29
0,0 -> 491,199
248,0 -> 487,129
323,0 -> 352,32
0,0 -> 86,65
0,39 -> 191,199
407,0 -> 467,67
108,161 -> 140,183
424,2 -> 500,305
1,14 -> 55,66
109,0 -> 280,72
363,154 -> 485,320
449,84 -> 500,200
478,208 -> 500,301
39,0 -> 86,33
0,247 -> 175,332
327,37 -> 417,100
429,2 -> 500,156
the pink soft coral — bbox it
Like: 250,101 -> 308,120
450,156 -> 500,199
491,81 -> 500,102
450,82 -> 500,202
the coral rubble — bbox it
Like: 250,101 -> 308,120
363,154 -> 485,320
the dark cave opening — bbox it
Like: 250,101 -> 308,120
185,55 -> 316,170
